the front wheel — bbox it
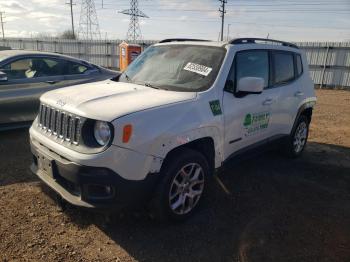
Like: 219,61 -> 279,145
285,115 -> 309,158
149,148 -> 209,222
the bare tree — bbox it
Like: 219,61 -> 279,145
35,32 -> 55,39
59,30 -> 77,39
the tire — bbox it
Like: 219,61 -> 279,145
149,148 -> 210,222
285,115 -> 309,158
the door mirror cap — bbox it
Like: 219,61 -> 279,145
237,77 -> 264,94
0,71 -> 8,82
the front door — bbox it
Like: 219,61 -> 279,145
222,49 -> 278,159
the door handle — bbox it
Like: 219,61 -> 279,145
262,98 -> 273,105
294,91 -> 304,97
46,80 -> 58,84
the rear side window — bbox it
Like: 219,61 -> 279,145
235,50 -> 269,89
273,52 -> 295,85
63,61 -> 89,75
296,54 -> 303,77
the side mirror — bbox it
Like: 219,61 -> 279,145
0,71 -> 8,82
237,77 -> 264,94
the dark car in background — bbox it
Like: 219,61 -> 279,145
0,50 -> 119,130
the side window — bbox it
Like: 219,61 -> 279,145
296,54 -> 303,77
1,59 -> 32,80
64,61 -> 89,75
272,52 -> 295,85
235,50 -> 269,89
0,57 -> 63,80
42,58 -> 64,76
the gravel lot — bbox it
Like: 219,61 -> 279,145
1,89 -> 350,262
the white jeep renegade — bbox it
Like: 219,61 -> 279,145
30,38 -> 316,221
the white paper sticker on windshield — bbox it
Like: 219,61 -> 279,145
183,62 -> 213,76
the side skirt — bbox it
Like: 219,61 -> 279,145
219,134 -> 289,170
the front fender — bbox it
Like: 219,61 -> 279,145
152,126 -> 223,169
112,99 -> 224,170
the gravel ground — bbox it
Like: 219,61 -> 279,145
0,89 -> 350,262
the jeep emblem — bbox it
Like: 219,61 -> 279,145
56,99 -> 66,107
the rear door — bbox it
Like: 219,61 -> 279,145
222,49 -> 279,159
0,57 -> 65,125
62,60 -> 102,86
269,51 -> 303,136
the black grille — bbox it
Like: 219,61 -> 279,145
38,104 -> 82,145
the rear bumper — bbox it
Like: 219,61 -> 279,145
30,140 -> 159,210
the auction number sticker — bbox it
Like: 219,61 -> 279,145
184,62 -> 213,76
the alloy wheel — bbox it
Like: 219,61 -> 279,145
168,163 -> 205,215
293,121 -> 308,153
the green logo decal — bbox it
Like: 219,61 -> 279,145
243,113 -> 252,127
209,100 -> 222,116
243,112 -> 270,136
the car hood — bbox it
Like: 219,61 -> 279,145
40,80 -> 197,122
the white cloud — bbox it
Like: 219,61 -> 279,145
2,0 -> 350,41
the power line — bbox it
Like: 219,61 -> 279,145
141,9 -> 350,13
78,0 -> 101,40
119,0 -> 149,42
219,0 -> 227,41
99,5 -> 350,14
144,17 -> 349,30
100,0 -> 350,9
102,0 -> 350,5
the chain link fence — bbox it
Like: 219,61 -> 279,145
0,38 -> 349,89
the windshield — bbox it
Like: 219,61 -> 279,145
117,44 -> 226,92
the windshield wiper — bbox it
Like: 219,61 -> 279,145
124,73 -> 131,82
144,82 -> 160,89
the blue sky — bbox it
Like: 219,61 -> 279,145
2,0 -> 350,41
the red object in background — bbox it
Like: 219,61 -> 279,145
119,41 -> 142,71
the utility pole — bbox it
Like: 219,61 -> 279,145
66,0 -> 75,37
219,0 -> 227,41
119,0 -> 149,42
0,12 -> 5,40
227,23 -> 231,41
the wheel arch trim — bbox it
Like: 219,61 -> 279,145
291,98 -> 316,134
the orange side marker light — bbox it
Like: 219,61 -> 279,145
122,124 -> 133,143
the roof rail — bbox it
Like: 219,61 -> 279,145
229,38 -> 298,49
158,38 -> 211,44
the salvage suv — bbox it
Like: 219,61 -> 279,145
30,38 -> 316,221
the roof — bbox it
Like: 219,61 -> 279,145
155,38 -> 299,50
0,49 -> 92,65
230,38 -> 298,49
155,40 -> 228,48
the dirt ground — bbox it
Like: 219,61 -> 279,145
1,89 -> 350,262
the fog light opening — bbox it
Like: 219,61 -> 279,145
86,184 -> 115,200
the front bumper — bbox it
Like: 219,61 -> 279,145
30,140 -> 159,209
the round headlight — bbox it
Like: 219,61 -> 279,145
94,121 -> 111,146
